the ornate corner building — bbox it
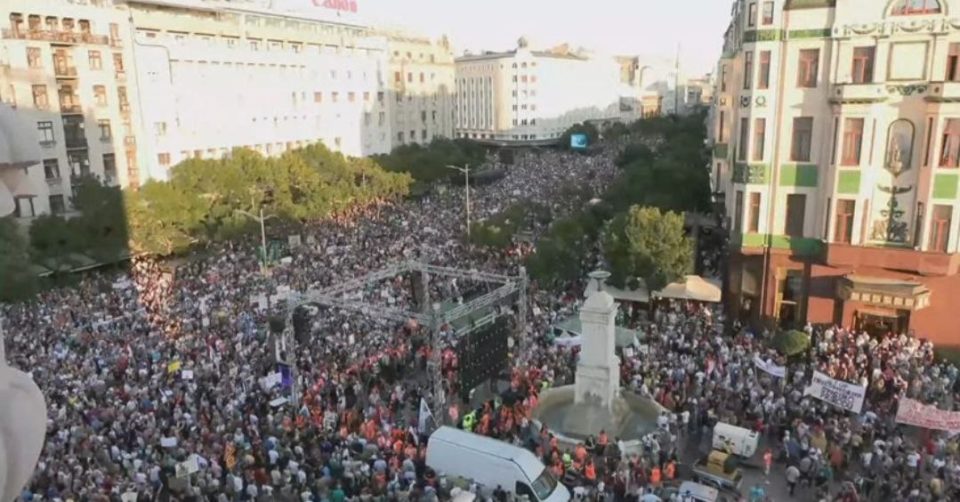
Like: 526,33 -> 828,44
710,0 -> 960,344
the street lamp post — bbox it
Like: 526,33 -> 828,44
446,164 -> 471,238
235,207 -> 276,275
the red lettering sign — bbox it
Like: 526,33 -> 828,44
313,0 -> 358,13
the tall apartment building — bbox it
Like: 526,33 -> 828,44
383,32 -> 455,148
454,38 -> 627,145
0,0 -> 141,218
127,0 -> 393,181
711,0 -> 960,344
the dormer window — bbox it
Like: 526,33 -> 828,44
891,0 -> 941,16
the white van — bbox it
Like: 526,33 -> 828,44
711,422 -> 759,458
427,427 -> 570,502
674,481 -> 721,502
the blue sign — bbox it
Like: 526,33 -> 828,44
570,133 -> 588,150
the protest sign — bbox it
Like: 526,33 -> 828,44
896,397 -> 960,433
182,369 -> 194,380
753,355 -> 786,378
804,371 -> 866,413
160,437 -> 178,448
259,372 -> 282,391
175,454 -> 200,478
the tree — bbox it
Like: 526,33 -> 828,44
69,175 -> 129,261
0,217 -> 38,301
772,330 -> 811,357
603,206 -> 693,291
125,181 -> 206,256
28,214 -> 84,273
526,217 -> 591,286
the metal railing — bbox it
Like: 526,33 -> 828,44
2,28 -> 108,45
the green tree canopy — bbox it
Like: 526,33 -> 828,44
603,206 -> 693,291
0,217 -> 38,301
373,138 -> 486,183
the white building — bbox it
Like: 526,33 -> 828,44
0,0 -> 141,217
454,38 -> 628,145
127,0 -> 393,181
383,31 -> 456,148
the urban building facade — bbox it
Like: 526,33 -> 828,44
454,38 -> 628,145
711,0 -> 960,345
382,31 -> 455,148
127,0 -> 393,182
0,0 -> 141,217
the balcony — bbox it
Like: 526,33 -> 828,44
64,136 -> 88,150
53,65 -> 77,78
825,243 -> 960,277
59,98 -> 82,114
829,83 -> 888,105
925,82 -> 960,103
1,28 -> 109,45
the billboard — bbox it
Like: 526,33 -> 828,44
570,133 -> 589,150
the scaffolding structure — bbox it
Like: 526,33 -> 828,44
280,261 -> 529,423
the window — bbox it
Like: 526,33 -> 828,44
88,50 -> 102,70
421,129 -> 427,140
762,1 -> 774,25
377,92 -> 384,102
49,195 -> 65,215
98,119 -> 111,140
363,92 -> 370,102
747,2 -> 757,27
102,153 -> 116,181
154,122 -> 167,136
851,47 -> 875,84
378,112 -> 385,125
841,118 -> 864,166
785,194 -> 807,237
37,121 -> 54,143
950,44 -> 960,82
32,84 -> 48,109
797,49 -> 819,88
407,72 -> 412,83
929,205 -> 952,252
419,72 -> 424,83
734,191 -> 744,233
737,118 -> 750,161
748,193 -> 762,233
834,199 -> 855,244
348,92 -> 355,103
314,91 -> 322,103
791,117 -> 814,162
743,52 -> 754,89
113,53 -> 124,73
720,65 -> 727,93
941,119 -> 960,167
43,159 -> 60,180
891,0 -> 942,16
158,153 -> 170,167
27,47 -> 42,68
758,51 -> 771,89
753,118 -> 766,161
94,85 -> 107,106
397,132 -> 404,143
331,92 -> 338,103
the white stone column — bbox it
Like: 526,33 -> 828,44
574,285 -> 620,411
0,319 -> 48,501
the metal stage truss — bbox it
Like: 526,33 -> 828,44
280,261 -> 529,422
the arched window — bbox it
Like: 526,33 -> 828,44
890,0 -> 942,15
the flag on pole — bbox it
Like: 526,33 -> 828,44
418,398 -> 435,434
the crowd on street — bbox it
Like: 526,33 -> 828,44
3,142 -> 960,502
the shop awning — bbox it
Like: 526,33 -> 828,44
655,275 -> 723,303
837,275 -> 931,311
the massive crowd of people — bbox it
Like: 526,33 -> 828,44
3,142 -> 960,502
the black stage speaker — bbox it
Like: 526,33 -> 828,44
457,317 -> 510,400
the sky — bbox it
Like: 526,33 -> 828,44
360,0 -> 732,76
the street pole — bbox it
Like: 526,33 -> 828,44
259,207 -> 268,274
446,164 -> 471,238
465,165 -> 471,238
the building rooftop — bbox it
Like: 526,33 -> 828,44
456,49 -> 586,63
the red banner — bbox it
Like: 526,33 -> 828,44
896,397 -> 960,432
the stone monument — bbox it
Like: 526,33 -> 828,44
0,320 -> 47,501
532,271 -> 662,442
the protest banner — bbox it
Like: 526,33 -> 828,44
896,397 -> 960,433
753,355 -> 786,378
259,372 -> 282,391
160,437 -> 178,448
803,371 -> 866,413
175,454 -> 200,478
